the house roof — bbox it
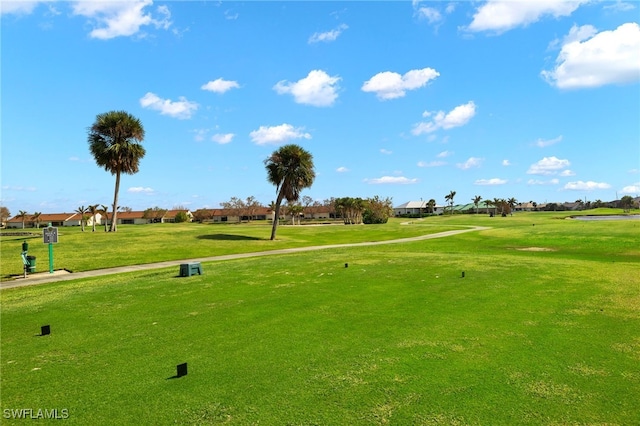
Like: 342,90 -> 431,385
394,201 -> 444,209
163,209 -> 191,218
114,211 -> 146,219
7,213 -> 76,222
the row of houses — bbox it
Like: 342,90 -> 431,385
4,210 -> 192,229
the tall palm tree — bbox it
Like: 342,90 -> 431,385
507,197 -> 518,216
88,204 -> 99,232
17,210 -> 28,229
76,205 -> 87,231
88,110 -> 146,232
445,190 -> 456,215
427,199 -> 436,214
31,212 -> 42,228
264,144 -> 315,240
100,204 -> 110,232
473,195 -> 482,214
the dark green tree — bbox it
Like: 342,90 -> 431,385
88,111 -> 146,232
264,144 -> 315,240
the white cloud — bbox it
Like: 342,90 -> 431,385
417,160 -> 446,168
559,169 -> 576,177
140,92 -> 198,119
336,166 -> 349,173
249,124 -> 311,145
128,187 -> 154,194
621,182 -> 640,194
603,1 -> 636,12
380,149 -> 393,155
413,101 -> 476,135
457,157 -> 483,170
466,0 -> 586,34
475,178 -> 507,186
564,181 -> 612,190
535,135 -> 563,147
1,1 -> 43,15
365,176 -> 419,185
542,23 -> 640,89
502,159 -> 511,166
527,156 -> 570,175
528,178 -> 560,185
437,150 -> 454,158
211,133 -> 234,144
308,24 -> 348,43
274,70 -> 340,107
71,0 -> 172,40
362,68 -> 439,100
2,185 -> 37,192
416,6 -> 442,25
201,78 -> 240,94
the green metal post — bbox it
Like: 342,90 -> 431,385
49,242 -> 54,273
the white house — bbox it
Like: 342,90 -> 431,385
394,201 -> 444,216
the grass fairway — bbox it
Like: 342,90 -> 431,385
1,212 -> 639,424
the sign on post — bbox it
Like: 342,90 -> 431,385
43,227 -> 58,244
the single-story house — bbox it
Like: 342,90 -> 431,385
161,209 -> 193,223
394,201 -> 444,216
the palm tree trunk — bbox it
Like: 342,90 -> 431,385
111,171 -> 121,232
270,191 -> 285,240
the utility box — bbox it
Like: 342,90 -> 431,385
26,256 -> 36,273
179,262 -> 202,277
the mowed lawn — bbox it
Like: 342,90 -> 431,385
1,212 -> 639,425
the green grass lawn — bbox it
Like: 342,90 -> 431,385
1,211 -> 639,424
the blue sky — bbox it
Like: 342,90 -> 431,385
2,0 -> 639,214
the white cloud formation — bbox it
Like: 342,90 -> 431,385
603,1 -> 636,12
201,78 -> 240,94
0,1 -> 43,15
527,156 -> 570,175
417,161 -> 446,168
564,181 -> 612,190
140,92 -> 198,119
128,186 -> 154,193
362,68 -> 439,100
413,101 -> 477,135
535,135 -> 563,147
457,157 -> 483,170
621,182 -> 640,194
475,178 -> 507,186
466,0 -> 586,34
249,124 -> 311,145
437,150 -> 454,158
380,149 -> 393,155
365,176 -> 419,185
336,166 -> 349,173
211,133 -> 234,144
274,70 -> 340,107
502,159 -> 511,166
528,178 -> 560,185
559,169 -> 576,177
71,0 -> 172,40
542,23 -> 640,89
416,6 -> 442,25
308,24 -> 348,43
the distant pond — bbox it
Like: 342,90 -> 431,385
571,215 -> 640,221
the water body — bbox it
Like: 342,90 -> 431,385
571,215 -> 640,221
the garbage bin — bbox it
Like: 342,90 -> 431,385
26,256 -> 36,273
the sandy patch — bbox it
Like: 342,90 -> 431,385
516,247 -> 555,252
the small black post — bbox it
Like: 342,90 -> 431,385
41,325 -> 51,335
177,363 -> 188,377
461,271 -> 465,278
345,263 -> 348,268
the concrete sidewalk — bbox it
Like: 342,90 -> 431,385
1,226 -> 489,290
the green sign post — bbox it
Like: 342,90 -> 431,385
43,224 -> 58,274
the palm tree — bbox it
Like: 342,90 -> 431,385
76,205 -> 87,231
473,195 -> 482,214
289,204 -> 304,225
445,190 -> 456,215
485,199 -> 495,216
88,110 -> 146,232
17,210 -> 28,229
31,212 -> 42,228
100,204 -> 110,232
427,199 -> 436,214
88,204 -> 99,232
264,144 -> 315,240
507,197 -> 517,216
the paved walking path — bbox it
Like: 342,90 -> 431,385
1,226 -> 489,290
